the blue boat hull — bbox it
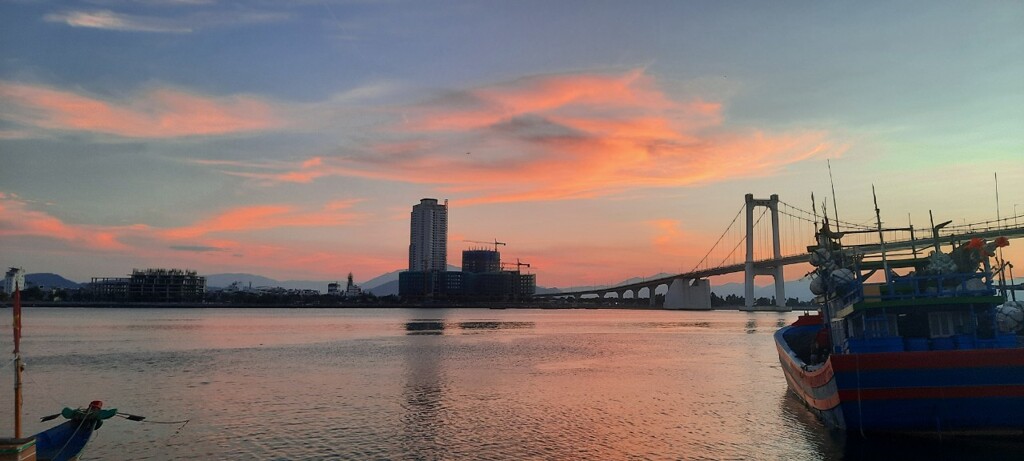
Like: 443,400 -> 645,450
35,419 -> 98,461
776,323 -> 1024,435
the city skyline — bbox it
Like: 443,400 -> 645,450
1,1 -> 1022,287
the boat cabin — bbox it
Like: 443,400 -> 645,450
826,255 -> 1018,354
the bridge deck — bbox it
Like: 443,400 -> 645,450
535,225 -> 1024,299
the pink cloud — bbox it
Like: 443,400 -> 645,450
0,192 -> 397,281
161,201 -> 363,239
0,81 -> 282,138
209,69 -> 842,204
0,194 -> 132,251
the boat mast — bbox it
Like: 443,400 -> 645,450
827,159 -> 842,241
873,186 -> 891,289
12,282 -> 23,438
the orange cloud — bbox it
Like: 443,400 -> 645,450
208,69 -> 841,204
0,193 -> 132,251
0,192 -> 393,281
0,81 -> 281,138
162,201 -> 363,239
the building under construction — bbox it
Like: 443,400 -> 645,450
90,268 -> 206,302
399,247 -> 536,301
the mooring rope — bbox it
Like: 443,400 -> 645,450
123,416 -> 192,437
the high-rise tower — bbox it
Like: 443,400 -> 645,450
408,198 -> 448,272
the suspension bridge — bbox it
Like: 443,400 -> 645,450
534,194 -> 1024,311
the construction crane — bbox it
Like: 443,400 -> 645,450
502,258 -> 531,272
463,239 -> 506,252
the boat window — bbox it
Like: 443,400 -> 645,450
928,311 -> 971,338
863,314 -> 898,338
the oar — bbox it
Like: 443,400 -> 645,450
117,412 -> 146,422
39,413 -> 61,422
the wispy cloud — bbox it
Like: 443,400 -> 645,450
43,6 -> 289,33
0,81 -> 284,138
0,192 -> 137,251
210,69 -> 842,204
160,200 -> 363,239
0,192 -> 385,279
169,245 -> 223,252
44,9 -> 193,33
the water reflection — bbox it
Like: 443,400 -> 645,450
403,319 -> 535,335
404,319 -> 446,335
745,317 -> 758,334
778,385 -> 1024,461
402,313 -> 448,458
457,321 -> 534,331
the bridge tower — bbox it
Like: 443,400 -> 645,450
744,194 -> 786,310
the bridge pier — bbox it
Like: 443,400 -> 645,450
744,194 -> 787,311
664,278 -> 711,310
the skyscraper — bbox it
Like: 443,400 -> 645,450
408,198 -> 448,272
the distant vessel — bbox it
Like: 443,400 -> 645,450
776,205 -> 1024,435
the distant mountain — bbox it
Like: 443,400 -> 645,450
368,279 -> 399,296
360,265 -> 461,295
360,269 -> 404,292
542,273 -> 675,294
204,273 -> 333,292
711,280 -> 813,302
534,286 -> 562,295
26,273 -> 80,289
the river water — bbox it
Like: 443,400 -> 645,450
1,308 -> 1020,460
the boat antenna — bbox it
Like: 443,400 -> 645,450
827,159 -> 841,235
995,172 -> 1001,224
873,185 -> 891,286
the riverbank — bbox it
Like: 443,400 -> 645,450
11,300 -> 681,310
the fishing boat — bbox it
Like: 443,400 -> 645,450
2,286 -> 144,461
775,199 -> 1024,435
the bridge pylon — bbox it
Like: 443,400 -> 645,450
743,193 -> 787,311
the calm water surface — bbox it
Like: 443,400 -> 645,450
2,308 -> 1020,460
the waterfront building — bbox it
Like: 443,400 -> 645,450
3,267 -> 26,294
409,198 -> 448,272
399,270 -> 463,299
90,268 -> 206,302
344,272 -> 362,297
328,282 -> 341,296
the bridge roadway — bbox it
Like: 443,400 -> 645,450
535,224 -> 1024,300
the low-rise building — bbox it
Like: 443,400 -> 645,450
3,267 -> 26,294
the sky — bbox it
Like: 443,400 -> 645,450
1,0 -> 1022,288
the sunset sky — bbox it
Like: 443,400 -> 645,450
1,1 -> 1022,288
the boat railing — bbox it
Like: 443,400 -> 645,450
857,271 -> 995,303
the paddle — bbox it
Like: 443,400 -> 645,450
117,412 -> 146,422
39,413 -> 61,422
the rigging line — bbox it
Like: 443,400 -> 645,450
21,365 -> 73,410
716,206 -> 769,267
0,356 -> 14,371
689,203 -> 746,273
54,412 -> 91,461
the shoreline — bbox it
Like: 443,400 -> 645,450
7,301 -> 756,310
